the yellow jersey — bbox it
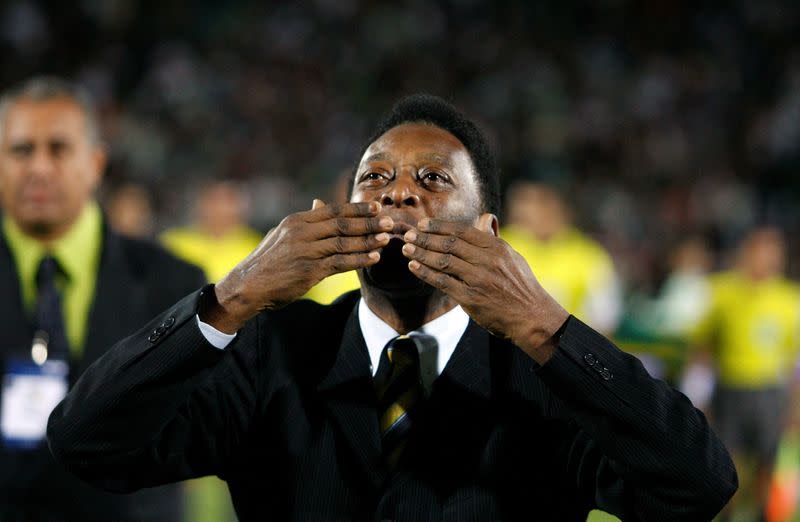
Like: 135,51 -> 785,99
692,271 -> 800,388
304,270 -> 361,304
501,225 -> 621,333
160,226 -> 263,283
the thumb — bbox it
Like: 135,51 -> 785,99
312,198 -> 326,210
476,213 -> 499,236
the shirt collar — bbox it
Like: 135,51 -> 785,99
3,202 -> 102,302
357,297 -> 470,378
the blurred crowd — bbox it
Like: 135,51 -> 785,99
1,1 -> 800,286
3,0 -> 800,520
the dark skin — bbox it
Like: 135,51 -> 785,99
202,123 -> 568,364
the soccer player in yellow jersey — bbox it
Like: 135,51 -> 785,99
161,180 -> 263,283
693,227 -> 800,521
501,182 -> 621,336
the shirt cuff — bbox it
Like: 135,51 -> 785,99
196,315 -> 237,349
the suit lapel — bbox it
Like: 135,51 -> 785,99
435,319 -> 492,400
0,230 -> 34,356
80,226 -> 147,376
317,302 -> 386,491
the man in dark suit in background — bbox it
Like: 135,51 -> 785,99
0,77 -> 205,521
49,94 -> 737,521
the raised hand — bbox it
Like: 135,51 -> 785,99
401,216 -> 568,363
201,200 -> 393,333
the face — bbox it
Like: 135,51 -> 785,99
741,229 -> 785,281
196,183 -> 248,236
351,122 -> 484,293
0,97 -> 105,241
507,184 -> 566,241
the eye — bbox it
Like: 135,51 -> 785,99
9,143 -> 33,158
420,171 -> 449,184
49,140 -> 69,157
359,171 -> 391,185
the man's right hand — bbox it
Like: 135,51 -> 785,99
200,200 -> 393,333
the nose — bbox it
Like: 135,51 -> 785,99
28,148 -> 57,179
380,174 -> 420,208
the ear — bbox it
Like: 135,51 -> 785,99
476,213 -> 499,236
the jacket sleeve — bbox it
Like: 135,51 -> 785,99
47,286 -> 268,493
535,316 -> 737,521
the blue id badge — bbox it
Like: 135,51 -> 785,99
1,358 -> 69,450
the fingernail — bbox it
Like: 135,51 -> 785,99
404,230 -> 417,242
375,233 -> 390,242
369,251 -> 380,261
379,217 -> 393,229
369,202 -> 380,213
409,260 -> 420,270
403,244 -> 415,255
419,218 -> 429,231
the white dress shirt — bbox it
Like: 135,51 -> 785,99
197,298 -> 471,389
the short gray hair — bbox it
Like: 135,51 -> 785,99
0,76 -> 102,145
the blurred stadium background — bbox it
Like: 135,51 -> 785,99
3,1 -> 800,521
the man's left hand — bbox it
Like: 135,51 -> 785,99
402,216 -> 569,364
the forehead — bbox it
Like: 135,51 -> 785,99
360,122 -> 472,168
2,97 -> 89,143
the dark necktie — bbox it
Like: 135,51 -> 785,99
34,256 -> 69,361
375,335 -> 426,469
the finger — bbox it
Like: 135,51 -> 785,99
418,218 -> 493,247
304,201 -> 381,222
401,242 -> 475,281
402,229 -> 482,263
314,215 -> 393,238
317,233 -> 391,255
407,259 -> 466,298
325,251 -> 381,275
312,198 -> 325,210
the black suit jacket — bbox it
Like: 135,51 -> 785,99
0,218 -> 205,522
48,288 -> 737,521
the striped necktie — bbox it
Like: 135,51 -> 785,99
34,256 -> 69,362
374,335 -> 426,469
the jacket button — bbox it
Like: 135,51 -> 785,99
584,353 -> 596,366
147,331 -> 160,343
164,316 -> 176,328
600,369 -> 613,380
155,325 -> 167,336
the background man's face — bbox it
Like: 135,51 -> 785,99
350,122 -> 482,292
0,97 -> 104,240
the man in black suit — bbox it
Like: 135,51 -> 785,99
0,77 -> 205,521
48,94 -> 737,521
